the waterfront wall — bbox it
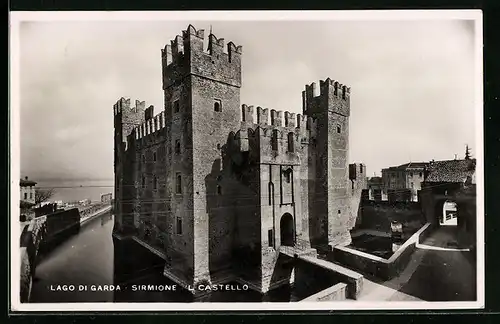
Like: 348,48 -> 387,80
44,208 -> 81,240
19,205 -> 110,302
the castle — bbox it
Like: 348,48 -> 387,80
113,24 -> 366,294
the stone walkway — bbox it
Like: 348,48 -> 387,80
357,225 -> 476,302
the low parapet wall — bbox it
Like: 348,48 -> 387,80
330,223 -> 432,281
300,282 -> 348,302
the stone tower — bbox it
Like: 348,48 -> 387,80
161,24 -> 243,287
113,98 -> 146,234
302,79 -> 352,249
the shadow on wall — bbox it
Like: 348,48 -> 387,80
205,134 -> 261,283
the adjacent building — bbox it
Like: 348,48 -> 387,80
113,24 -> 366,294
367,176 -> 383,201
381,162 -> 428,202
20,176 -> 37,205
101,193 -> 113,203
422,158 -> 476,226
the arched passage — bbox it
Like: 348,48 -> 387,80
280,213 -> 294,246
442,200 -> 458,226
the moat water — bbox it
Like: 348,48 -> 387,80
29,212 -> 317,303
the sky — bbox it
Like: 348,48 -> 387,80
17,17 -> 477,181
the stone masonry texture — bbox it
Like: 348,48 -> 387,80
114,24 -> 366,293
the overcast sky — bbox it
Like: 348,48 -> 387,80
18,18 -> 477,181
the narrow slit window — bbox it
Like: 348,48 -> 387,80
214,99 -> 222,112
153,176 -> 157,190
287,132 -> 294,152
142,175 -> 146,189
176,217 -> 182,235
153,151 -> 157,162
271,130 -> 278,151
173,100 -> 180,113
175,140 -> 181,154
217,185 -> 222,195
268,183 -> 273,205
176,173 -> 182,194
268,229 -> 274,247
336,125 -> 341,134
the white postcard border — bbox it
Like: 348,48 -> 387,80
9,9 -> 484,312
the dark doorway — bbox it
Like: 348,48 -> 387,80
280,213 -> 294,246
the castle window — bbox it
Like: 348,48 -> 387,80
287,132 -> 294,153
342,86 -> 347,99
268,229 -> 274,247
173,100 -> 180,114
271,130 -> 279,151
153,176 -> 158,190
337,125 -> 341,134
142,175 -> 146,189
154,119 -> 158,131
176,173 -> 182,194
175,140 -> 181,154
176,217 -> 182,235
338,210 -> 341,214
360,165 -> 363,173
153,151 -> 157,162
214,99 -> 222,112
217,185 -> 222,195
284,171 -> 292,184
24,193 -> 27,200
419,172 -> 423,178
142,154 -> 145,164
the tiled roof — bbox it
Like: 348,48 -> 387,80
385,162 -> 428,171
20,179 -> 37,186
425,159 -> 476,183
368,176 -> 383,183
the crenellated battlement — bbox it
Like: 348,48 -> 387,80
161,24 -> 243,67
302,78 -> 351,116
114,98 -> 147,115
135,110 -> 167,140
162,24 -> 242,89
241,104 -> 317,133
303,78 -> 351,101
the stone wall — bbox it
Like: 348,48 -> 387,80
20,247 -> 32,303
44,208 -> 81,239
331,222 -> 432,280
358,200 -> 425,236
300,282 -> 347,301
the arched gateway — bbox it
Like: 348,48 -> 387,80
280,213 -> 294,246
